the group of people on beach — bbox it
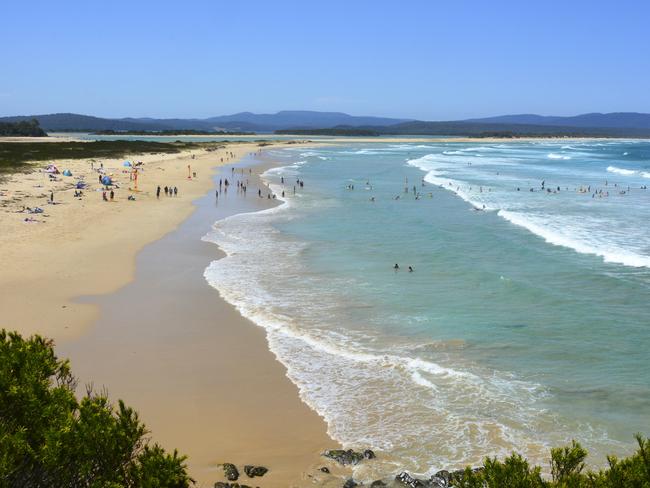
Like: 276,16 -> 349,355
156,186 -> 178,198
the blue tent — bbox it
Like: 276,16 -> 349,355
123,161 -> 132,167
101,175 -> 112,185
62,169 -> 72,176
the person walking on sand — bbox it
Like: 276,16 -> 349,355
102,191 -> 107,201
173,186 -> 178,196
50,191 -> 54,203
110,190 -> 114,201
156,186 -> 161,199
164,186 -> 168,196
215,190 -> 219,199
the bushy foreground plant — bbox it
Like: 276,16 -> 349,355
0,330 -> 193,487
453,436 -> 650,487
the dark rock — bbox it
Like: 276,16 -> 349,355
343,479 -> 358,488
395,471 -> 428,487
370,481 -> 387,487
429,477 -> 447,488
323,449 -> 365,465
243,465 -> 268,478
320,467 -> 330,474
222,463 -> 239,482
430,469 -> 451,487
214,484 -> 251,488
363,449 -> 376,459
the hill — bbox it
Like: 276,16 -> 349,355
334,120 -> 650,138
2,111 -> 650,136
205,110 -> 410,131
465,112 -> 650,130
0,113 -> 171,132
0,111 -> 410,133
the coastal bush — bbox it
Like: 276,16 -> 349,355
0,330 -> 193,487
0,119 -> 46,137
451,436 -> 650,488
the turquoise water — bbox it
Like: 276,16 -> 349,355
203,141 -> 650,479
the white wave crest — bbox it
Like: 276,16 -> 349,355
547,153 -> 571,160
499,210 -> 650,268
607,166 -> 637,176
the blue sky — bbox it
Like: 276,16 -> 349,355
1,0 -> 649,119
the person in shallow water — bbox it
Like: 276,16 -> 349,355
409,266 -> 414,272
394,263 -> 399,271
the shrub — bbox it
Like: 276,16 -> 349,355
0,330 -> 193,487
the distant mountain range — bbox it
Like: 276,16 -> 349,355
464,112 -> 650,130
2,111 -> 650,137
0,111 -> 410,133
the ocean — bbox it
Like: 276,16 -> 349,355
203,140 -> 650,479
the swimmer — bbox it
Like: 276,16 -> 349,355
394,263 -> 400,271
408,266 -> 414,272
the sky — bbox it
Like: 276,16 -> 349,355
1,0 -> 649,120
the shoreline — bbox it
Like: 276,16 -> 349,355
58,156 -> 340,486
0,140 -> 342,485
0,141 -> 292,341
6,133 -> 649,145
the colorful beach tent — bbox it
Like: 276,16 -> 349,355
101,175 -> 112,185
44,164 -> 59,174
123,161 -> 132,167
62,169 -> 72,176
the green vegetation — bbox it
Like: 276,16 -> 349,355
275,128 -> 381,137
0,140 -> 214,176
0,330 -> 193,487
0,119 -> 47,137
94,129 -> 253,136
450,437 -> 650,487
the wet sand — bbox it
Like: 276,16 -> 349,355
58,155 -> 338,487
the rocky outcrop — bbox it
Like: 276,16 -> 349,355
323,448 -> 376,465
243,465 -> 268,478
395,472 -> 428,487
343,479 -> 358,488
395,468 -> 485,488
222,463 -> 239,482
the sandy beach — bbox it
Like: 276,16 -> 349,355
1,142 -> 264,341
0,141 -> 342,486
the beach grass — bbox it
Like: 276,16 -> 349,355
0,140 -> 220,176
